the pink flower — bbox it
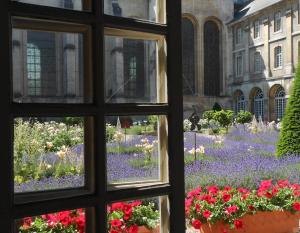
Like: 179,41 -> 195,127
225,206 -> 238,215
206,186 -> 219,195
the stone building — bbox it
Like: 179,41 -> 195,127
11,0 -> 299,122
228,0 -> 300,121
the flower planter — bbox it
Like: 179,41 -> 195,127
138,226 -> 160,233
200,211 -> 300,233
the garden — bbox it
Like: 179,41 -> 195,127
15,67 -> 300,232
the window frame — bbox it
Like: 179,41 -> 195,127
235,27 -> 242,45
254,51 -> 262,74
274,45 -> 283,69
235,53 -> 243,77
253,20 -> 260,39
274,11 -> 282,33
0,1 -> 185,232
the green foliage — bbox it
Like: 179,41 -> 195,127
106,124 -> 117,142
128,157 -> 158,169
107,146 -> 142,154
63,117 -> 84,126
212,102 -> 222,111
14,119 -> 84,183
131,203 -> 160,229
277,63 -> 300,156
213,110 -> 234,132
202,110 -> 215,122
236,111 -> 253,124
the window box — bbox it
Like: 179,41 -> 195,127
199,211 -> 300,233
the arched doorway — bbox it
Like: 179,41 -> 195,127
182,17 -> 196,95
250,88 -> 264,120
204,20 -> 220,96
269,85 -> 286,121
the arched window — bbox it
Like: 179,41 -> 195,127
182,18 -> 195,95
27,43 -> 41,96
254,89 -> 264,120
204,20 -> 220,96
254,51 -> 261,73
274,46 -> 282,68
234,91 -> 246,114
275,87 -> 286,120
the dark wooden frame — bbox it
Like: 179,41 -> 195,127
0,0 -> 184,232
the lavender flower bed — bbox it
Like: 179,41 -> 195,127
185,126 -> 300,191
15,125 -> 300,193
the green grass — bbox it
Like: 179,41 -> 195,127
128,157 -> 158,169
107,146 -> 143,154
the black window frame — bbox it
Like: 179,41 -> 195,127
0,0 -> 185,232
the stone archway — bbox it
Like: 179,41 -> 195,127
269,84 -> 286,121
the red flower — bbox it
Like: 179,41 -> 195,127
192,219 -> 202,229
187,187 -> 202,198
259,180 -> 272,191
264,192 -> 273,199
248,205 -> 255,211
110,219 -> 123,228
202,210 -> 211,219
195,203 -> 201,213
222,192 -> 231,203
234,219 -> 243,229
277,179 -> 290,188
22,217 -> 32,229
223,186 -> 232,191
206,186 -> 219,195
237,188 -> 249,194
127,225 -> 138,233
293,202 -> 300,211
225,206 -> 238,215
111,202 -> 125,211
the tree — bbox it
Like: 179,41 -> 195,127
213,110 -> 234,132
277,63 -> 300,156
236,111 -> 252,125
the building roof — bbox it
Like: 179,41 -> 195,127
233,0 -> 283,22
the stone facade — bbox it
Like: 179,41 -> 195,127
228,0 -> 299,121
12,0 -> 298,122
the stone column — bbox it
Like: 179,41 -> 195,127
243,24 -> 250,82
285,8 -> 293,75
262,17 -> 270,78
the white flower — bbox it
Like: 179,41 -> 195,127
188,148 -> 196,155
46,141 -> 53,149
113,131 -> 124,142
196,145 -> 205,154
56,150 -> 66,159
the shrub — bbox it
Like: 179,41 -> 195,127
202,110 -> 215,123
236,111 -> 252,125
277,63 -> 300,156
212,110 -> 234,132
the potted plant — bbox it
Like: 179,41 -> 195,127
108,201 -> 160,233
186,180 -> 300,233
19,209 -> 85,233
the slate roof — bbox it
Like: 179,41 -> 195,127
233,0 -> 284,22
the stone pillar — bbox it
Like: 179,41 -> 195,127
262,17 -> 270,78
285,8 -> 293,75
243,24 -> 250,82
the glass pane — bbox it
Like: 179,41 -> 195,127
14,117 -> 90,193
12,27 -> 92,103
182,3 -> 298,232
11,0 -> 90,11
107,196 -> 168,233
15,208 -> 88,233
105,32 -> 166,103
104,0 -> 165,23
106,115 -> 167,185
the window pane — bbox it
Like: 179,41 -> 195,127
106,115 -> 167,186
14,117 -> 91,193
15,208 -> 88,233
11,0 -> 90,11
107,196 -> 168,232
12,25 -> 92,103
104,0 -> 165,23
105,31 -> 166,103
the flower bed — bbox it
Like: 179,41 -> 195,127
186,180 -> 300,232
